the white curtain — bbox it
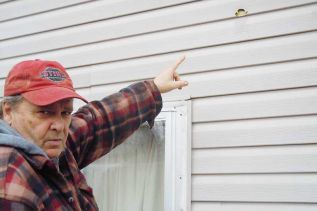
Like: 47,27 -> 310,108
83,121 -> 165,211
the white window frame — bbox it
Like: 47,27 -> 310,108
155,100 -> 191,211
82,100 -> 191,211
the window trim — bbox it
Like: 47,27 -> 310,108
156,100 -> 191,211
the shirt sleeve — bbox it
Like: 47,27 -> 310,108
0,199 -> 34,211
67,80 -> 162,169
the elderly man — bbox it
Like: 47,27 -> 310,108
0,57 -> 188,210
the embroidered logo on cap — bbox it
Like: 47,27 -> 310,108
40,67 -> 66,82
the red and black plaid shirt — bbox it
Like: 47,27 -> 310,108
0,81 -> 162,210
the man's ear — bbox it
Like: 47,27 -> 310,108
2,102 -> 13,125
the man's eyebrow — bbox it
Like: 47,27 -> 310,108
65,107 -> 74,112
64,103 -> 74,111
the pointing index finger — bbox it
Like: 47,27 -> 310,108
172,55 -> 186,71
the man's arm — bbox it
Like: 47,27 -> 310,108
0,199 -> 34,211
67,80 -> 162,169
67,56 -> 188,169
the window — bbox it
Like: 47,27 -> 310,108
83,100 -> 191,211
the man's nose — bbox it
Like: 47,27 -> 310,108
50,117 -> 64,132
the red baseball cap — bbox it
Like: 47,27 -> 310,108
4,59 -> 88,106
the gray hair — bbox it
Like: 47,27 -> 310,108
0,95 -> 24,119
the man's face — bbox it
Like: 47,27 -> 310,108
5,98 -> 73,158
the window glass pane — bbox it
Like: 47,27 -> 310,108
83,121 -> 165,211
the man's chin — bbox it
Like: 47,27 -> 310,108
45,148 -> 63,158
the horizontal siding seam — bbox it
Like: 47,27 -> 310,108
193,113 -> 317,124
192,142 -> 317,150
0,1 -> 97,24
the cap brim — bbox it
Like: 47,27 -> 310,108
21,86 -> 88,106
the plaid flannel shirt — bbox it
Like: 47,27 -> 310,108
0,81 -> 162,210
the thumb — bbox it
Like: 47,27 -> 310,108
172,80 -> 188,90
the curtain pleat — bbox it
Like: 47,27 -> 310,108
84,121 -> 165,211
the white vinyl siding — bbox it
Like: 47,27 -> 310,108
1,1 -> 317,210
0,0 -> 93,22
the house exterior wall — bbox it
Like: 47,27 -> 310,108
1,0 -> 317,210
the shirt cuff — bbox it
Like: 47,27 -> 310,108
144,80 -> 163,128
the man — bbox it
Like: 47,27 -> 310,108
0,57 -> 188,210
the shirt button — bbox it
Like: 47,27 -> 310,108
68,197 -> 74,203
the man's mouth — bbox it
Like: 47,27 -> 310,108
45,139 -> 63,148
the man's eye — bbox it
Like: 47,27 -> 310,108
39,111 -> 51,115
62,111 -> 72,116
